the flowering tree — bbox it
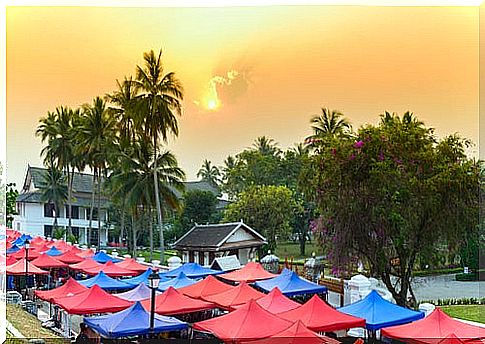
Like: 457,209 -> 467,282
303,112 -> 480,307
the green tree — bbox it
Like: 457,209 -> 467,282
6,183 -> 19,227
305,108 -> 352,151
224,185 -> 302,251
304,112 -> 480,307
38,165 -> 68,230
197,160 -> 221,187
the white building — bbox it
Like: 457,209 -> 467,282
12,166 -> 109,246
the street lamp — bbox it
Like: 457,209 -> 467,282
24,239 -> 30,297
147,272 -> 160,336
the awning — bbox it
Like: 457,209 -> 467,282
254,269 -> 327,296
35,278 -> 88,303
178,275 -> 235,299
163,262 -> 223,278
219,262 -> 277,283
78,271 -> 134,291
202,281 -> 265,310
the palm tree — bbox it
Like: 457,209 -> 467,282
135,49 -> 184,261
78,97 -> 117,248
38,165 -> 68,230
306,108 -> 352,149
197,160 -> 221,186
252,136 -> 280,156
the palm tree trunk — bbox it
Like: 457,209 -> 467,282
149,207 -> 153,262
97,171 -> 102,250
119,201 -> 125,246
67,166 -> 74,238
131,214 -> 137,257
88,168 -> 96,246
153,137 -> 165,264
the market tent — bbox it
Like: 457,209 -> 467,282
218,262 -> 277,283
178,275 -> 235,299
6,245 -> 20,254
69,258 -> 103,271
57,250 -> 84,264
141,286 -> 216,315
240,320 -> 340,344
45,246 -> 63,257
55,284 -> 133,315
83,260 -> 139,277
234,287 -> 301,314
92,251 -> 121,263
163,262 -> 223,278
438,334 -> 466,344
31,253 -> 68,269
381,308 -> 485,343
30,236 -> 46,246
7,259 -> 49,275
6,256 -> 17,266
78,248 -> 95,258
157,272 -> 199,291
193,299 -> 293,342
338,290 -> 424,330
35,278 -> 88,303
11,247 -> 41,260
78,271 -> 134,291
84,301 -> 188,338
255,269 -> 327,297
123,268 -> 170,286
116,283 -> 157,302
279,294 -> 366,332
68,246 -> 83,254
52,240 -> 70,251
202,281 -> 265,310
115,258 -> 149,273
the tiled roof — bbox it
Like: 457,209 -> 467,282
16,191 -> 109,208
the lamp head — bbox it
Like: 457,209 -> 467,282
24,239 -> 30,249
148,272 -> 161,289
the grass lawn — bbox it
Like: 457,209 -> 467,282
6,304 -> 65,342
107,248 -> 178,263
274,241 -> 323,261
441,305 -> 485,324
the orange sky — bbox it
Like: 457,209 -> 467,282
6,5 -> 479,187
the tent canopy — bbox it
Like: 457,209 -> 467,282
219,262 -> 277,283
234,287 -> 301,314
115,258 -> 149,273
11,247 -> 41,260
178,275 -> 235,299
123,268 -> 170,286
193,299 -> 293,342
157,272 -> 199,292
255,269 -> 327,297
116,283 -> 157,302
45,246 -> 63,257
31,253 -> 68,269
381,308 -> 485,343
338,290 -> 424,330
57,250 -> 84,264
78,248 -> 95,258
78,271 -> 134,291
92,251 -> 121,263
7,259 -> 49,275
240,320 -> 340,344
55,284 -> 133,315
163,262 -> 223,278
35,278 -> 88,303
202,281 -> 265,310
84,301 -> 188,338
83,260 -> 139,277
279,294 -> 366,332
141,286 -> 216,315
69,258 -> 103,271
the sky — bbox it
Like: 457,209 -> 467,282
5,4 -> 480,188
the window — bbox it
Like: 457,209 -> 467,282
65,205 -> 80,219
71,227 -> 80,239
44,203 -> 56,218
88,228 -> 99,246
86,208 -> 98,221
44,225 -> 53,238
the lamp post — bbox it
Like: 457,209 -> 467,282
147,272 -> 160,336
24,239 -> 30,298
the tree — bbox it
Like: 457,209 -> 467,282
304,112 -> 480,307
197,160 -> 221,187
38,165 -> 68,230
135,49 -> 184,260
223,185 -> 302,251
305,108 -> 352,150
6,183 -> 19,227
252,136 -> 281,156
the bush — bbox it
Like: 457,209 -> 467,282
455,272 -> 478,281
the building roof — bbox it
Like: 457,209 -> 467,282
173,221 -> 266,251
26,166 -> 96,194
16,190 -> 108,208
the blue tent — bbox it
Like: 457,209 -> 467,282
84,301 -> 188,338
116,283 -> 154,302
338,290 -> 424,330
79,271 -> 134,291
7,245 -> 20,254
254,268 -> 327,297
123,268 -> 170,287
92,251 -> 122,264
21,234 -> 33,241
163,262 -> 223,278
45,246 -> 63,257
12,237 -> 25,247
157,272 -> 199,291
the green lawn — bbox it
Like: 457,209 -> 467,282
441,305 -> 485,324
107,248 -> 178,264
274,241 -> 323,261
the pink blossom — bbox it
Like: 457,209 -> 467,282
349,153 -> 356,161
378,151 -> 384,161
354,140 -> 364,149
331,148 -> 337,156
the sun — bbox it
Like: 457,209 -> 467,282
207,99 -> 218,111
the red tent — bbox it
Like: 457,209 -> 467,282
30,237 -> 46,246
6,256 -> 17,266
179,275 -> 235,299
69,258 -> 102,271
278,295 -> 366,332
240,320 -> 341,344
115,258 -> 149,273
83,260 -> 139,277
141,286 -> 216,315
55,284 -> 133,315
233,287 -> 301,314
381,308 -> 485,343
50,240 -> 70,252
7,259 -> 49,275
202,281 -> 265,310
438,334 -> 466,344
193,299 -> 293,342
78,248 -> 95,258
219,262 -> 277,283
68,246 -> 83,254
10,247 -> 41,260
31,253 -> 68,269
35,278 -> 88,303
56,250 -> 84,264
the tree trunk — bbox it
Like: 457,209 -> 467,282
88,168 -> 96,246
153,137 -> 165,263
299,234 -> 306,256
119,202 -> 125,246
67,166 -> 74,238
97,171 -> 102,250
131,214 -> 137,257
149,207 -> 153,262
